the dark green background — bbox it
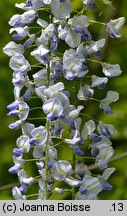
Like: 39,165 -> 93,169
0,0 -> 127,199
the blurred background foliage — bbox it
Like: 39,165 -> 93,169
0,0 -> 127,199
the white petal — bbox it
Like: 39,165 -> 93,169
51,0 -> 72,18
65,30 -> 81,48
102,63 -> 122,77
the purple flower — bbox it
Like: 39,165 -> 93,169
79,186 -> 87,194
74,146 -> 84,156
82,0 -> 96,9
12,186 -> 26,200
13,148 -> 23,157
9,54 -> 31,74
9,120 -> 22,130
90,133 -> 102,143
106,17 -> 125,38
100,179 -> 112,190
9,164 -> 21,174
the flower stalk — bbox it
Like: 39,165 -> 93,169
3,0 -> 125,200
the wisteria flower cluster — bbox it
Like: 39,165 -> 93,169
3,0 -> 125,200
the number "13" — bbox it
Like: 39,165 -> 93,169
112,203 -> 123,211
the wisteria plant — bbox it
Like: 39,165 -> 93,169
3,0 -> 125,200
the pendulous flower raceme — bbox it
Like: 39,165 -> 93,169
3,0 -> 125,200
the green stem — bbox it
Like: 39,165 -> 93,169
29,27 -> 42,29
72,78 -> 79,200
54,52 -> 63,56
50,136 -> 63,139
86,58 -> 102,64
53,140 -> 64,148
26,193 -> 39,198
83,76 -> 92,78
27,117 -> 46,121
25,158 -> 45,162
31,65 -> 44,68
89,20 -> 106,26
35,30 -> 43,36
34,175 -> 42,179
45,120 -> 49,199
31,145 -> 45,149
89,97 -> 101,102
45,48 -> 51,199
77,5 -> 86,16
80,113 -> 98,122
54,189 -> 72,193
79,156 -> 95,160
110,152 -> 127,163
38,8 -> 51,14
31,63 -> 43,67
30,107 -> 42,111
0,182 -> 20,192
72,153 -> 76,200
31,96 -> 40,99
